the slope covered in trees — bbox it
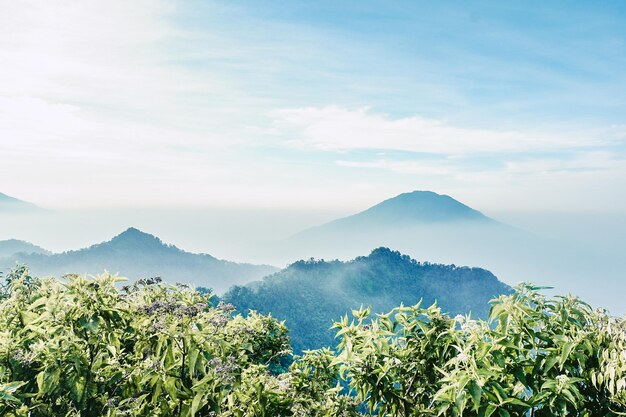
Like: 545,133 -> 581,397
224,247 -> 511,352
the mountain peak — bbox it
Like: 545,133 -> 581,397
366,246 -> 406,260
355,190 -> 490,224
118,227 -> 147,237
108,227 -> 167,249
290,190 -> 495,245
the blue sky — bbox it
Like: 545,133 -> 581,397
175,1 -> 626,124
0,0 -> 625,211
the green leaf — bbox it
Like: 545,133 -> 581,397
543,356 -> 559,374
164,378 -> 179,400
468,380 -> 482,411
479,404 -> 497,417
560,342 -> 576,367
1,381 -> 26,394
188,347 -> 200,377
191,393 -> 203,416
492,351 -> 505,368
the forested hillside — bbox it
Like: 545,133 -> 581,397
224,247 -> 511,352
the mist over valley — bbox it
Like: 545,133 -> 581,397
1,190 -> 624,314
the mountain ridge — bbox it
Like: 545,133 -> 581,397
224,247 -> 511,352
0,227 -> 276,292
0,239 -> 50,258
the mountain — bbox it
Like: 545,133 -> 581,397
274,190 -> 524,267
0,192 -> 41,212
287,191 -> 505,245
0,227 -> 278,292
315,190 -> 492,229
224,247 -> 511,352
0,239 -> 50,258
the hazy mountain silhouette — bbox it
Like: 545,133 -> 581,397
290,191 -> 500,239
0,227 -> 277,292
0,193 -> 41,212
0,239 -> 50,258
277,190 -> 519,263
224,247 -> 511,352
319,190 -> 491,228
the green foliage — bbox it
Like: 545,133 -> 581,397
1,265 -> 625,417
0,268 -> 355,416
333,284 -> 626,416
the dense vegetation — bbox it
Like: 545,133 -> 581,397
0,267 -> 357,416
224,248 -> 511,352
1,266 -> 625,416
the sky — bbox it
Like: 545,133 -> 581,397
1,0 -> 625,212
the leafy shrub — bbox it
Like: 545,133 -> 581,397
333,284 -> 626,416
0,267 -> 356,417
1,266 -> 625,417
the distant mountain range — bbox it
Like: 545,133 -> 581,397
0,228 -> 277,292
0,223 -> 513,353
0,192 -> 42,212
224,247 -> 511,352
2,189 -> 620,313
0,239 -> 50,258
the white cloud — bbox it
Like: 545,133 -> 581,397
335,151 -> 625,182
0,1 -> 170,98
0,97 -> 86,148
0,1 -> 262,207
335,159 -> 458,176
503,151 -> 624,175
270,106 -> 614,155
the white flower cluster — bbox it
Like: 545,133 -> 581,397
556,374 -> 570,389
455,314 -> 480,333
